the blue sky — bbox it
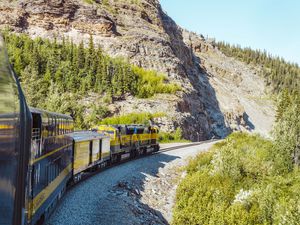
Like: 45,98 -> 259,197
160,0 -> 300,65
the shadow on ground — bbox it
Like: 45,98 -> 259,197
47,152 -> 181,225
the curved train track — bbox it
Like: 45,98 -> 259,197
67,140 -> 217,191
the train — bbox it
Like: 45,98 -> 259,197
0,35 -> 160,225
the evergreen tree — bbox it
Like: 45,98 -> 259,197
3,32 -> 179,128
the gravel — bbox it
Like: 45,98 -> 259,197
46,141 -> 217,225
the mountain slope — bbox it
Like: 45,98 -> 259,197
0,0 -> 275,140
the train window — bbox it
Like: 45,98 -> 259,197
55,164 -> 58,179
65,119 -> 68,133
57,118 -> 59,135
66,119 -> 70,133
54,117 -> 57,136
63,118 -> 65,134
47,160 -> 60,185
47,164 -> 51,184
65,120 -> 67,134
34,164 -> 41,186
62,118 -> 64,134
51,117 -> 54,137
58,118 -> 61,135
61,118 -> 63,135
63,118 -> 66,134
48,116 -> 53,137
55,117 -> 59,136
71,120 -> 74,132
42,114 -> 48,138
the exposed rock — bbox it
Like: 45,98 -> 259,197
0,0 -> 275,140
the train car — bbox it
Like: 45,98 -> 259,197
67,131 -> 110,181
27,108 -> 74,225
0,35 -> 32,225
94,124 -> 160,161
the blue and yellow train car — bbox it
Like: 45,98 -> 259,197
0,34 -> 32,225
26,108 -> 74,225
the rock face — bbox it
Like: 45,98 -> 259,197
0,0 -> 275,140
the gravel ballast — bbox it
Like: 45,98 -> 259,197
46,141 -> 217,225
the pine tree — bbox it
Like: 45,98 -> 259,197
77,41 -> 85,69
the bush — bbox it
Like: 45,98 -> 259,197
99,112 -> 166,126
132,66 -> 181,98
173,133 -> 300,225
158,128 -> 189,143
274,90 -> 300,169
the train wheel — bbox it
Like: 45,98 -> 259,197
130,149 -> 137,159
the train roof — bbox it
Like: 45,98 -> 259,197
67,131 -> 110,142
29,107 -> 72,119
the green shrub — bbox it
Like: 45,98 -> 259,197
158,128 -> 190,143
99,112 -> 166,126
132,66 -> 181,98
173,133 -> 300,225
274,90 -> 300,170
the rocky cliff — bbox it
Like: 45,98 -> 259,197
0,0 -> 275,140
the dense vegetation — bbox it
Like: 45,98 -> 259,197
173,133 -> 300,224
3,32 -> 180,128
99,112 -> 165,126
173,91 -> 300,224
217,42 -> 300,94
158,128 -> 190,143
173,43 -> 300,224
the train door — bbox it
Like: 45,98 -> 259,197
31,112 -> 42,157
92,139 -> 101,162
27,111 -> 43,223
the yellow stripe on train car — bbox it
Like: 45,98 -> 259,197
31,144 -> 72,164
110,139 -> 120,146
137,134 -> 152,141
28,164 -> 72,220
0,124 -> 14,129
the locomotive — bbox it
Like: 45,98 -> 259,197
0,35 -> 160,225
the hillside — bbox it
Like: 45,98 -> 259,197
0,0 -> 276,140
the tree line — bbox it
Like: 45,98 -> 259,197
3,32 -> 180,128
217,41 -> 300,94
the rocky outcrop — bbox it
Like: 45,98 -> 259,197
0,0 -> 275,140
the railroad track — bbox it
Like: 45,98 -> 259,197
67,140 -> 217,190
157,139 -> 218,154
